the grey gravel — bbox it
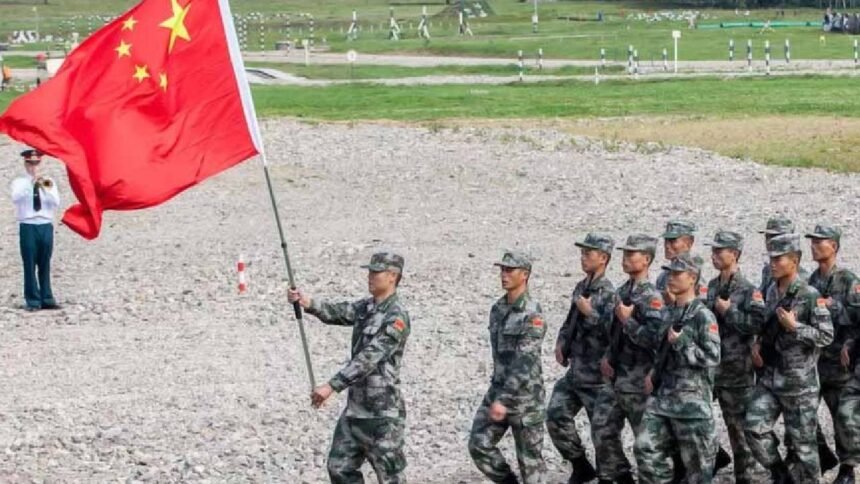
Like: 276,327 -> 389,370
1,121 -> 858,482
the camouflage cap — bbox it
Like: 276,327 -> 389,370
574,233 -> 615,255
494,250 -> 532,271
767,234 -> 802,257
361,252 -> 405,273
759,217 -> 795,235
705,230 -> 744,251
661,220 -> 697,240
805,224 -> 842,243
661,252 -> 702,276
616,233 -> 658,258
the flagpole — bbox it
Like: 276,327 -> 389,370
260,150 -> 316,391
218,0 -> 316,391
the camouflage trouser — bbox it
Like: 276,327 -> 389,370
469,394 -> 545,484
819,378 -> 850,460
328,416 -> 406,484
714,386 -> 759,482
634,409 -> 715,484
836,384 -> 860,466
590,388 -> 644,479
744,385 -> 820,483
545,376 -> 595,461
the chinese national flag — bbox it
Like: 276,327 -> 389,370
0,0 -> 261,239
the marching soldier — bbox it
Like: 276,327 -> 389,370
635,253 -> 721,484
657,220 -> 706,303
745,234 -> 834,483
469,251 -> 546,484
592,234 -> 663,483
288,252 -> 411,484
546,234 -> 631,484
704,231 -> 766,483
758,217 -> 809,293
806,225 -> 860,483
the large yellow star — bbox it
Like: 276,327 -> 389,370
122,16 -> 137,31
159,0 -> 191,53
133,65 -> 150,83
115,40 -> 131,58
159,72 -> 168,91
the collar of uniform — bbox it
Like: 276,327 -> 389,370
503,291 -> 530,311
369,292 -> 399,313
781,277 -> 803,298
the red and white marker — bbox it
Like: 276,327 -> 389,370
237,255 -> 247,294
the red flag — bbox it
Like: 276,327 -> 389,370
0,0 -> 261,239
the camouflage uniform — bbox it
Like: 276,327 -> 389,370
635,254 -> 722,484
834,278 -> 860,470
469,252 -> 547,484
546,234 -> 631,481
806,225 -> 860,470
306,253 -> 411,484
703,231 -> 766,483
656,220 -> 707,302
592,235 -> 664,479
744,235 -> 834,483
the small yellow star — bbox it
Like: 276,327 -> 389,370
132,65 -> 150,83
159,0 -> 191,53
122,16 -> 137,31
115,40 -> 131,58
159,72 -> 168,91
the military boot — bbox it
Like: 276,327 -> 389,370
499,473 -> 519,484
671,452 -> 686,483
770,459 -> 794,484
821,442 -> 840,475
713,446 -> 732,476
833,465 -> 855,484
567,455 -> 597,484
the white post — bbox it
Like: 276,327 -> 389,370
747,39 -> 752,72
672,30 -> 680,74
662,48 -> 668,71
518,49 -> 524,81
600,47 -> 606,68
532,0 -> 539,33
537,48 -> 543,70
729,39 -> 734,62
785,39 -> 790,63
765,40 -> 771,75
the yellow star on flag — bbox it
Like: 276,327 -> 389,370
159,0 -> 191,53
159,72 -> 168,91
122,16 -> 137,31
115,40 -> 132,58
133,65 -> 150,83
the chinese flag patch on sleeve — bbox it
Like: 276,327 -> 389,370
531,317 -> 544,328
752,290 -> 764,302
854,285 -> 860,294
393,319 -> 406,332
699,286 -> 708,296
817,298 -> 827,308
650,298 -> 663,310
710,323 -> 719,333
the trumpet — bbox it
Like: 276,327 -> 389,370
36,177 -> 53,188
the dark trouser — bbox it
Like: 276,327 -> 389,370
19,223 -> 55,309
328,416 -> 406,484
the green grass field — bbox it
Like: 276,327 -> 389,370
1,0 -> 855,62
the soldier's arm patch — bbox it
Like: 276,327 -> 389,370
752,290 -> 764,302
531,317 -> 544,328
854,284 -> 860,294
817,298 -> 827,308
393,319 -> 406,332
709,322 -> 719,333
699,286 -> 708,297
650,298 -> 663,310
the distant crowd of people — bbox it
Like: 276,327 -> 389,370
824,7 -> 860,34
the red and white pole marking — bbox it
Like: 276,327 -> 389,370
237,255 -> 247,294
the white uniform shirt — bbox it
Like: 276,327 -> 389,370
10,174 -> 60,224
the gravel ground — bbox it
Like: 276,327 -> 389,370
1,121 -> 858,482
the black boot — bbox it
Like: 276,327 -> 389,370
713,446 -> 732,476
821,442 -> 840,475
605,471 -> 635,484
770,459 -> 794,484
671,452 -> 686,484
499,473 -> 519,484
834,465 -> 856,484
568,455 -> 597,484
